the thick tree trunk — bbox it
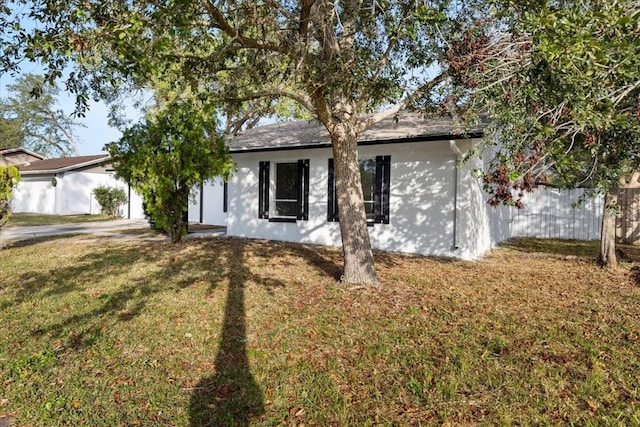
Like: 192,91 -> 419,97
330,123 -> 380,287
599,188 -> 618,269
308,1 -> 379,286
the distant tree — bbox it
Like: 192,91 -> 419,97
449,0 -> 640,268
0,118 -> 23,150
107,100 -> 233,243
0,165 -> 20,241
0,74 -> 82,157
93,185 -> 127,218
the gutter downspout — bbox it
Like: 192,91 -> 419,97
449,140 -> 463,251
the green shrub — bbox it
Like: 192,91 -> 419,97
93,185 -> 127,217
107,100 -> 233,243
0,165 -> 20,236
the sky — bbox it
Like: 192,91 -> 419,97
62,98 -> 127,155
0,66 -> 141,157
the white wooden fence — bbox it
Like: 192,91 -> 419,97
510,187 -> 603,241
617,187 -> 640,244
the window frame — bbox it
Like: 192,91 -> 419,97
258,159 -> 309,222
273,162 -> 300,219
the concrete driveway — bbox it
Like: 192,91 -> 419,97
2,219 -> 150,240
2,219 -> 225,243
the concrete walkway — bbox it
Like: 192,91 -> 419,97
2,219 -> 226,243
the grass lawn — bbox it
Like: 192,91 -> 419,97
0,236 -> 639,426
8,213 -> 113,227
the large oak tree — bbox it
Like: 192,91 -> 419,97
449,0 -> 640,268
2,0 -> 466,285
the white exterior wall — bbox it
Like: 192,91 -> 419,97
227,139 -> 508,259
125,186 -> 146,220
188,186 -> 201,222
61,171 -> 111,215
188,178 -> 228,226
455,142 -> 512,258
13,171 -> 146,219
13,176 -> 57,214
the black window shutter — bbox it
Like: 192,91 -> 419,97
258,161 -> 270,219
375,155 -> 391,224
199,182 -> 204,223
223,181 -> 228,213
327,158 -> 339,221
296,159 -> 310,220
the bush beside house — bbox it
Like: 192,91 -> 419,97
93,185 -> 128,218
0,165 -> 20,241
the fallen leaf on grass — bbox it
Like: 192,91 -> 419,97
288,406 -> 304,417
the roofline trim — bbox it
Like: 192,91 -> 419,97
0,147 -> 47,160
19,156 -> 111,175
229,132 -> 485,154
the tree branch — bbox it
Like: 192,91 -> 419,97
370,3 -> 412,83
264,0 -> 297,22
356,71 -> 448,133
199,0 -> 291,54
226,87 -> 315,115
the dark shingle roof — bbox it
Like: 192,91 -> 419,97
229,112 -> 486,153
18,154 -> 109,174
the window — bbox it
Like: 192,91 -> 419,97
360,159 -> 376,221
327,156 -> 390,224
275,162 -> 298,217
258,159 -> 309,221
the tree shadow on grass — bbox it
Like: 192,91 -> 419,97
1,242 -> 163,313
629,266 -> 640,288
2,234 -> 367,425
188,241 -> 265,427
2,240 -> 224,352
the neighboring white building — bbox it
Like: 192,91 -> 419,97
205,112 -> 512,260
13,154 -> 145,219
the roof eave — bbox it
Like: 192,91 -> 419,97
19,156 -> 111,174
0,147 -> 47,160
228,132 -> 485,154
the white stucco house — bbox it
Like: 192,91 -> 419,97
190,112 -> 512,260
12,154 -> 145,219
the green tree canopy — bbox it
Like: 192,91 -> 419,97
0,118 -> 23,150
107,100 -> 233,243
0,74 -> 83,157
449,0 -> 640,267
